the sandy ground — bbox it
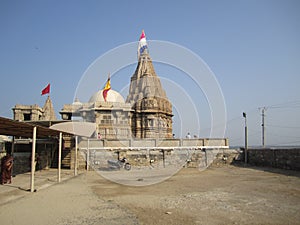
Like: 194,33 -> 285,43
0,165 -> 299,225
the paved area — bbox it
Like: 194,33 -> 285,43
0,169 -> 79,205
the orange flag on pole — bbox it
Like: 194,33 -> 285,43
102,74 -> 111,102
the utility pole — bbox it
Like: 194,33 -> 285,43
261,107 -> 266,147
243,112 -> 248,163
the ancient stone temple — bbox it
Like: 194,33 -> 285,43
60,30 -> 173,139
126,30 -> 173,138
13,96 -> 57,121
60,90 -> 133,139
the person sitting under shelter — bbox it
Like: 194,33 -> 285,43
1,154 -> 13,185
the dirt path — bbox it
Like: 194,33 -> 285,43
0,165 -> 299,225
0,174 -> 138,225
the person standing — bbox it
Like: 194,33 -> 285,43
1,154 -> 14,185
35,153 -> 41,171
186,132 -> 191,139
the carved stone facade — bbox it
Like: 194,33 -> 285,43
126,51 -> 173,138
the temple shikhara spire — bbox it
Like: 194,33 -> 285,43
127,30 -> 173,138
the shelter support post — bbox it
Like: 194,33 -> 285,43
162,150 -> 165,168
74,136 -> 78,176
30,126 -> 37,193
87,139 -> 89,171
58,132 -> 62,182
11,136 -> 15,176
11,136 -> 15,155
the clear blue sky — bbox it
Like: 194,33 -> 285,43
1,0 -> 300,146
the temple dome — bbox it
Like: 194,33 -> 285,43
89,89 -> 125,103
72,98 -> 82,105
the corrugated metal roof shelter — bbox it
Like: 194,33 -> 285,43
0,116 -> 69,138
0,116 -> 74,192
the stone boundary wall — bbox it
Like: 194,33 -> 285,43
79,138 -> 229,149
78,138 -> 231,170
247,148 -> 300,171
82,148 -> 241,170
